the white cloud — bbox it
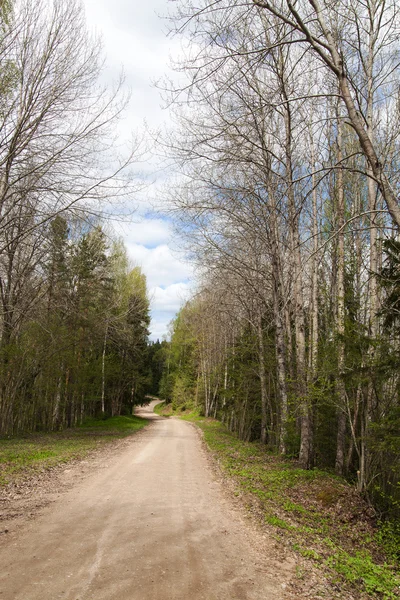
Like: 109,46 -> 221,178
82,0 -> 181,130
151,282 -> 192,312
123,236 -> 194,339
149,315 -> 173,341
125,242 -> 193,289
84,0 -> 171,41
148,282 -> 193,341
81,0 -> 193,340
118,218 -> 172,247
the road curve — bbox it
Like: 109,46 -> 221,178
0,402 -> 295,599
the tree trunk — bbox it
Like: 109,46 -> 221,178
257,313 -> 268,444
335,113 -> 347,475
101,322 -> 108,414
282,82 -> 312,468
359,11 -> 379,491
309,136 -> 319,379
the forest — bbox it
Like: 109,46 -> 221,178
157,0 -> 400,521
0,0 -> 399,526
0,1 -> 399,597
0,0 -> 150,434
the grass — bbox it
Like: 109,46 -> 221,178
154,401 -> 202,420
153,401 -> 171,416
0,414 -> 148,486
177,411 -> 400,600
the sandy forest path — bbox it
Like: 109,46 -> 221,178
0,402 -> 296,600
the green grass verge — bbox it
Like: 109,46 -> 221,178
153,401 -> 197,418
181,414 -> 400,600
153,401 -> 170,416
0,414 -> 148,486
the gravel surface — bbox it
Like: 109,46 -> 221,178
0,401 -> 297,600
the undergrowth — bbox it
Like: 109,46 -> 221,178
177,410 -> 399,600
0,414 -> 148,486
153,401 -> 172,416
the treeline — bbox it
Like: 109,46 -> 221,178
160,0 -> 400,518
0,216 -> 151,434
0,0 -> 148,434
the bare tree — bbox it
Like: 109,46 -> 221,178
250,0 -> 400,228
0,0 -> 141,250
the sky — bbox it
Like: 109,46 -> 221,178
82,0 -> 194,341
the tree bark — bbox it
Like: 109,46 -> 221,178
257,312 -> 268,444
281,74 -> 312,468
335,113 -> 347,476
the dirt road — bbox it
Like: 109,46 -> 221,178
0,402 -> 295,599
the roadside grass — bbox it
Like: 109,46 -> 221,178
154,402 -> 203,420
0,414 -> 148,487
179,412 -> 399,600
153,401 -> 171,416
153,401 -> 180,417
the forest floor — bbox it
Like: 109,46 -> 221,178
0,401 -> 398,600
155,402 -> 399,600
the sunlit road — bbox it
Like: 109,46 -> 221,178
0,401 -> 294,599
